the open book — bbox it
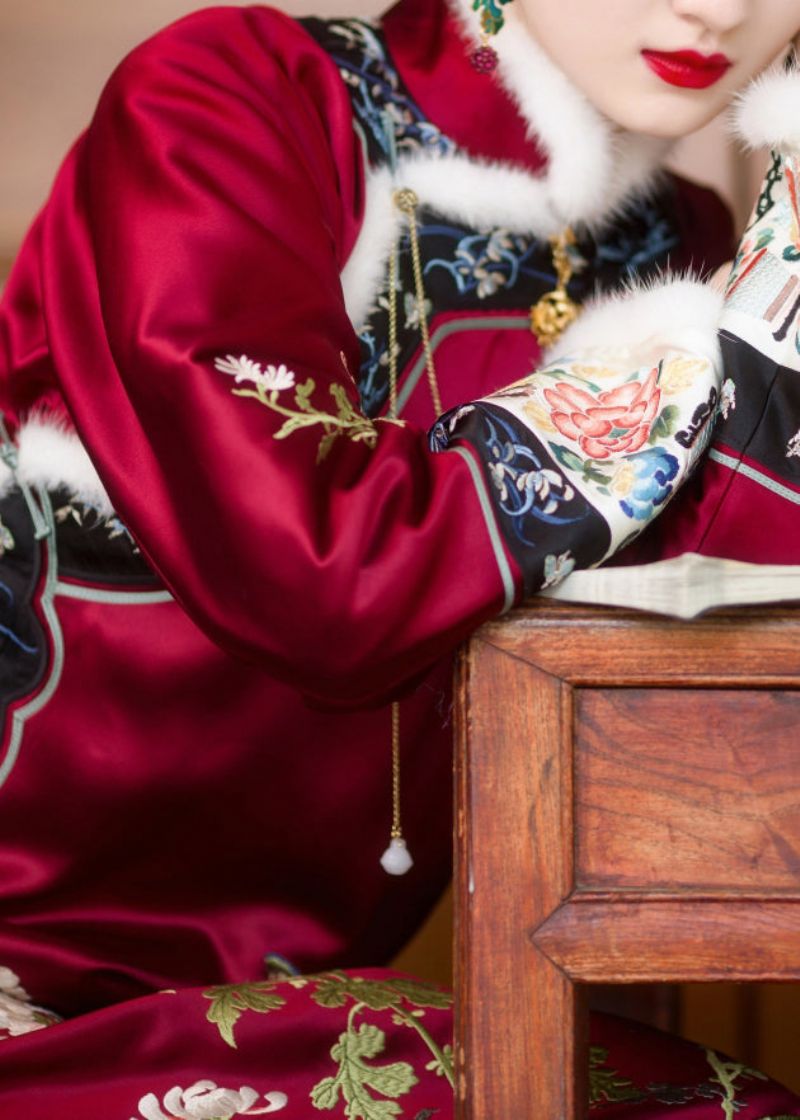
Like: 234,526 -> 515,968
540,553 -> 800,619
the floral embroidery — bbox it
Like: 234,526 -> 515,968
593,197 -> 680,278
215,354 -> 396,463
704,1049 -> 767,1120
719,377 -> 736,420
0,577 -> 38,656
0,516 -> 13,559
133,1081 -> 288,1120
424,227 -> 578,301
659,356 -> 710,397
312,1016 -> 418,1117
484,416 -> 577,522
542,367 -> 661,459
315,20 -> 454,166
495,352 -> 714,523
547,441 -> 679,522
541,550 -> 575,588
205,972 -> 453,1118
588,1046 -> 644,1107
203,982 -> 287,1049
0,966 -> 60,1040
724,150 -> 800,363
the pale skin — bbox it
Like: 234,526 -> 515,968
513,0 -> 800,139
512,1 -> 800,283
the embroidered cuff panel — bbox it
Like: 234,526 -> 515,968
432,283 -> 724,597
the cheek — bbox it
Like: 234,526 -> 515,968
747,8 -> 800,69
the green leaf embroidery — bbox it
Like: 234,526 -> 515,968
705,1049 -> 766,1120
548,442 -> 585,474
375,979 -> 453,1011
308,974 -> 455,1096
582,462 -> 613,486
588,1046 -> 644,1106
295,378 -> 316,411
230,374 -> 381,463
203,982 -> 286,1049
311,973 -> 452,1013
649,404 -> 680,444
425,1044 -> 454,1078
311,1017 -> 417,1119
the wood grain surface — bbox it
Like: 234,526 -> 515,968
456,601 -> 800,1120
575,688 -> 800,890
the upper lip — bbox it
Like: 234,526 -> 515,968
643,49 -> 732,70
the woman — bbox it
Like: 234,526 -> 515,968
0,0 -> 799,1114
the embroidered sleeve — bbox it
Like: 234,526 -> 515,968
605,69 -> 800,568
431,278 -> 724,595
24,7 -> 517,707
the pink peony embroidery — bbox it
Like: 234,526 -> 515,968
543,368 -> 661,460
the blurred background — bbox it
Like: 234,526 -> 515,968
0,0 -> 766,274
1,0 -> 795,1093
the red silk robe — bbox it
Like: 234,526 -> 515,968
0,0 -> 796,1115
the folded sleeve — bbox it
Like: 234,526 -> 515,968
28,7 -> 518,706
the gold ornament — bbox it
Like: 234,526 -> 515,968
530,228 -> 580,347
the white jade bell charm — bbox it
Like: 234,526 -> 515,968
380,702 -> 413,875
381,837 -> 414,876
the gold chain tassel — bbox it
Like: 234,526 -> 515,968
380,701 -> 413,875
380,186 -> 442,877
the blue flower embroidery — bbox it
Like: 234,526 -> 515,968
324,20 -> 454,164
484,415 -> 579,528
618,447 -> 680,520
0,579 -> 37,656
425,228 -> 561,298
594,198 -> 680,277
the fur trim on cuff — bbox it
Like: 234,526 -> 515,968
734,67 -> 800,153
547,277 -> 723,369
0,416 -> 113,516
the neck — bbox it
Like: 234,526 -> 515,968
383,0 -> 670,227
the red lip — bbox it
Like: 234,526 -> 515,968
641,49 -> 732,89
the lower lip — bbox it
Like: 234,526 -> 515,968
641,50 -> 731,90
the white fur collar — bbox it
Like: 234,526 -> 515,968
0,416 -> 113,516
448,0 -> 669,226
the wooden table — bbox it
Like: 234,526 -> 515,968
454,601 -> 800,1118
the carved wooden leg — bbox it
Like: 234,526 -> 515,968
455,639 -> 587,1118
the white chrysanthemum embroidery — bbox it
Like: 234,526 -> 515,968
0,968 -> 27,1001
788,428 -> 800,459
0,517 -> 13,559
0,993 -> 48,1038
214,355 -> 295,392
719,378 -> 736,420
134,1081 -> 288,1120
0,968 -> 59,1039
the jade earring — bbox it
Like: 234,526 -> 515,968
469,0 -> 514,73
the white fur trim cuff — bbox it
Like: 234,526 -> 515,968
547,277 -> 724,372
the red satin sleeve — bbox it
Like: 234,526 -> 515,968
32,6 -> 515,706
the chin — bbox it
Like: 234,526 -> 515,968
600,94 -> 729,141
